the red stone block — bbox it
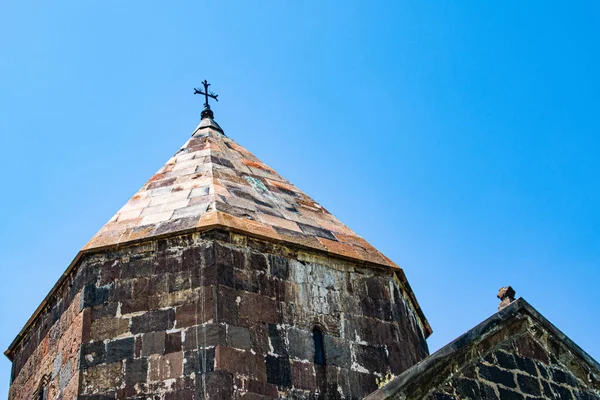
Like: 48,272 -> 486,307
238,292 -> 277,325
175,294 -> 213,328
214,346 -> 267,382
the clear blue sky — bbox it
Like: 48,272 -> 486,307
1,1 -> 598,395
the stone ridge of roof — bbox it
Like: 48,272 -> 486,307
366,298 -> 600,400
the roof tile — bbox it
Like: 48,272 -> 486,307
85,118 -> 399,269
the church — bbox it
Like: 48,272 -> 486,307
5,83 -> 600,399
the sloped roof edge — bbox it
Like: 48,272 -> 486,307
367,298 -> 600,400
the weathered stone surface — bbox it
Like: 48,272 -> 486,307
83,362 -> 123,394
125,358 -> 148,385
175,293 -> 213,328
142,331 -> 166,357
268,324 -> 287,356
353,343 -> 387,373
288,328 -> 314,362
183,323 -> 227,350
90,317 -> 129,341
366,299 -> 600,400
478,364 -> 516,388
8,230 -> 431,400
265,354 -> 291,387
131,309 -> 175,334
204,371 -> 234,399
291,361 -> 317,391
106,337 -> 135,363
239,291 -> 277,325
227,325 -> 251,350
215,346 -> 267,382
166,331 -> 182,354
149,352 -> 184,381
82,341 -> 106,369
324,335 -> 351,367
183,348 -> 215,375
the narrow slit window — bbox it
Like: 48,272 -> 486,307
313,327 -> 325,365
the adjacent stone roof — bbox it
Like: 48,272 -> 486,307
85,117 -> 397,269
366,298 -> 600,399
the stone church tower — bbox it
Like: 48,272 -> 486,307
5,91 -> 431,399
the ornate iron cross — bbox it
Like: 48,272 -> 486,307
194,80 -> 218,119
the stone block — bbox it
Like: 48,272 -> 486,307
149,352 -> 184,381
515,334 -> 550,365
131,309 -> 175,334
120,297 -> 150,315
250,325 -> 270,354
287,328 -> 314,362
83,362 -> 124,394
387,341 -> 418,375
291,361 -> 316,391
168,271 -> 192,293
215,346 -> 267,382
166,332 -> 182,354
265,355 -> 291,387
213,285 -> 239,325
347,369 -> 378,399
246,379 -> 279,398
204,371 -> 234,399
175,293 -> 214,328
324,335 -> 351,368
106,337 -> 135,363
90,317 -> 130,341
125,358 -> 148,385
268,255 -> 289,279
352,344 -> 387,373
81,341 -> 106,369
514,355 -> 538,377
478,364 -> 517,388
497,387 -> 525,400
164,389 -> 195,400
215,243 -> 244,276
90,302 -> 118,320
234,268 -> 260,293
517,374 -> 542,396
183,324 -> 227,350
227,325 -> 251,350
550,367 -> 580,388
494,350 -> 518,370
249,253 -> 268,272
183,348 -> 215,375
142,331 -> 166,357
121,258 -> 155,280
364,276 -> 390,301
239,292 -> 277,325
58,359 -> 74,392
109,280 -> 134,303
82,284 -> 110,308
268,324 -> 287,356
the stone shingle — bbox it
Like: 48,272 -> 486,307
83,117 -> 398,270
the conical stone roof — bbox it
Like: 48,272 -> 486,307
85,117 -> 397,269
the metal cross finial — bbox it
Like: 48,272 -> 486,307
194,80 -> 219,119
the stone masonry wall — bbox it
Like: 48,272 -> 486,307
424,321 -> 600,400
8,291 -> 83,400
8,229 -> 428,399
78,230 -> 428,399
